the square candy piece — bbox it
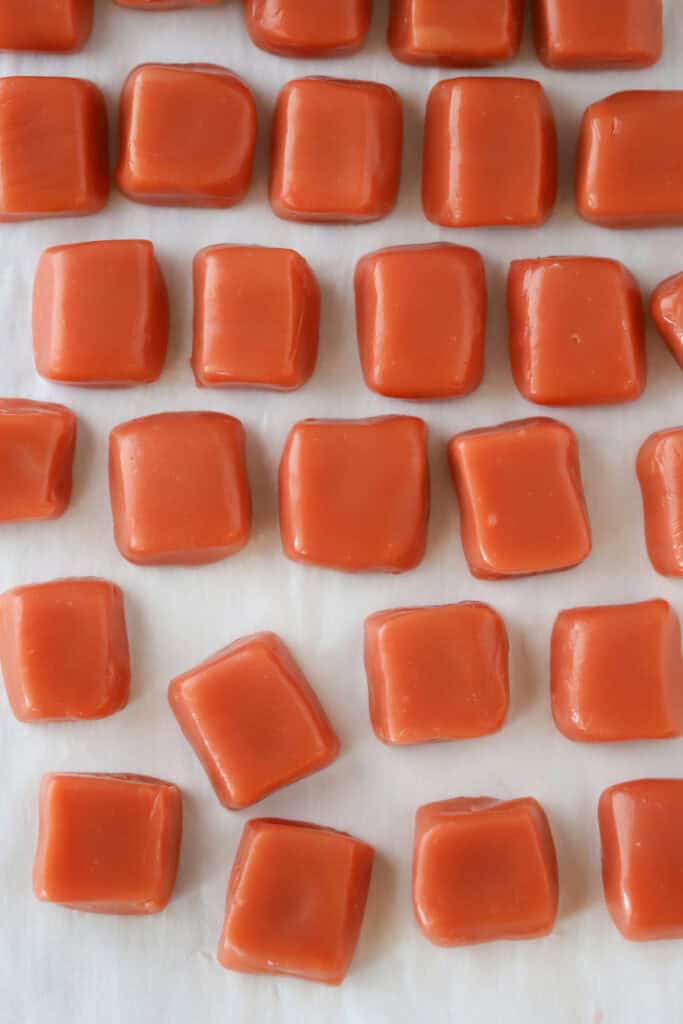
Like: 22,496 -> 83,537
534,0 -> 662,69
117,64 -> 256,208
423,77 -> 557,228
364,602 -> 509,744
192,245 -> 320,390
0,399 -> 76,522
637,427 -> 683,576
34,773 -> 182,914
354,243 -> 486,399
33,240 -> 169,387
218,818 -> 374,984
551,600 -> 683,742
0,76 -> 108,222
109,412 -> 251,566
448,417 -> 591,579
577,92 -> 683,228
279,416 -> 429,573
388,0 -> 524,66
413,797 -> 558,946
599,779 -> 683,940
0,0 -> 93,52
169,632 -> 339,809
270,77 -> 403,223
507,257 -> 646,406
0,578 -> 130,723
245,0 -> 371,56
651,273 -> 683,370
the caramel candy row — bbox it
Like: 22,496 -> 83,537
5,588 -> 682,745
2,1 -> 664,72
3,405 -> 683,578
28,239 -> 683,400
30,774 -> 683,983
2,69 -> 683,226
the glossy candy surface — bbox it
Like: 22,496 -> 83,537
245,0 -> 371,57
169,632 -> 339,809
33,773 -> 182,914
534,0 -> 662,69
364,603 -> 509,744
218,818 -> 374,984
0,400 -> 76,522
389,0 -> 524,66
279,417 -> 429,573
355,244 -> 486,399
413,797 -> 558,946
637,427 -> 683,576
0,579 -> 130,723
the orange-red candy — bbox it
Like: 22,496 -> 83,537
34,773 -> 182,914
279,417 -> 429,573
534,0 -> 662,69
448,417 -> 591,579
389,0 -> 524,66
117,64 -> 256,208
637,427 -> 683,576
115,1 -> 220,7
0,76 -> 108,222
109,412 -> 251,566
599,779 -> 683,940
0,578 -> 130,723
364,603 -> 509,745
355,243 -> 486,399
651,273 -> 683,369
218,818 -> 374,984
551,600 -> 683,742
0,0 -> 93,51
413,797 -> 558,946
169,632 -> 339,809
577,92 -> 683,228
192,245 -> 319,390
270,77 -> 402,223
0,399 -> 76,522
33,240 -> 168,387
245,0 -> 371,57
507,257 -> 646,406
423,77 -> 557,228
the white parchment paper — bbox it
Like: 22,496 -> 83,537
1,2 -> 683,1021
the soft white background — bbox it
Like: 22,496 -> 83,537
1,1 -> 682,1021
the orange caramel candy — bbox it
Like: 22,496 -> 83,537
413,797 -> 558,946
551,600 -> 683,742
364,603 -> 509,744
33,240 -> 168,387
0,399 -> 76,522
599,779 -> 683,940
423,77 -> 557,228
109,412 -> 251,566
448,417 -> 591,579
169,632 -> 339,810
192,245 -> 319,390
0,578 -> 130,723
218,818 -> 374,984
355,243 -> 486,399
507,257 -> 646,406
279,417 -> 429,573
270,77 -> 402,223
0,76 -> 108,222
117,64 -> 256,208
388,0 -> 524,67
245,0 -> 371,57
34,773 -> 182,914
577,91 -> 683,227
0,0 -> 93,51
637,427 -> 683,576
651,273 -> 683,369
534,0 -> 662,69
